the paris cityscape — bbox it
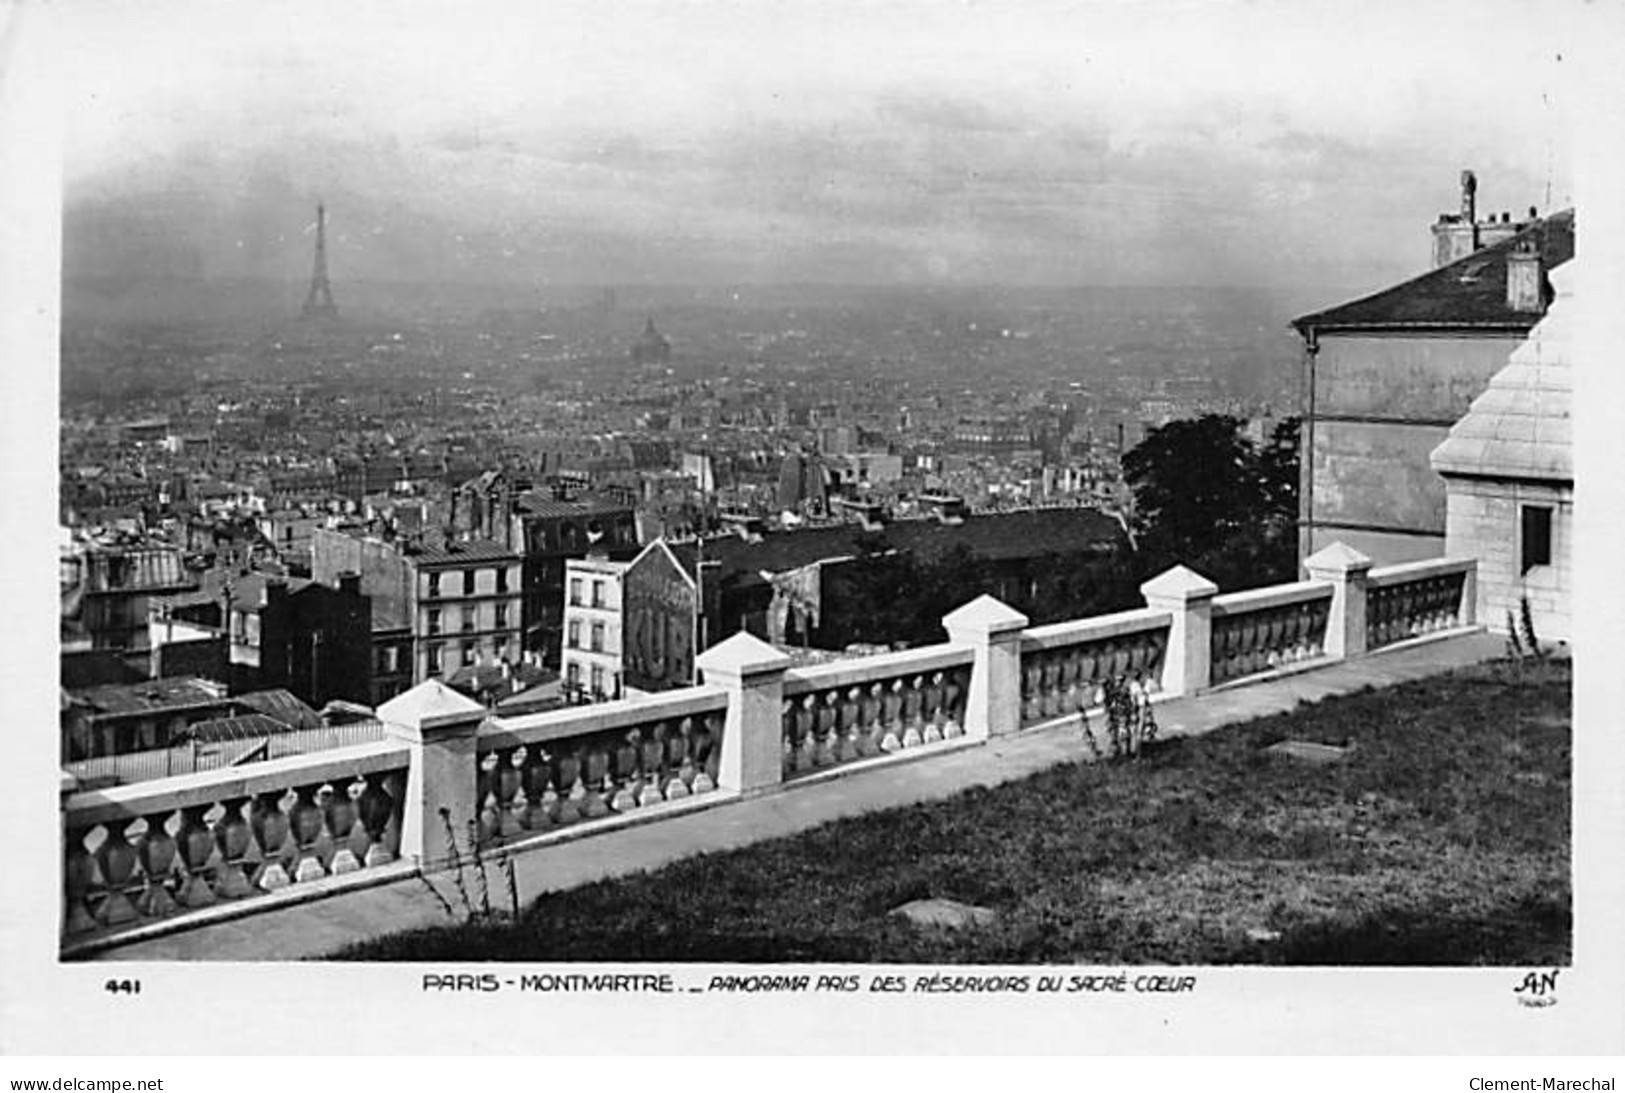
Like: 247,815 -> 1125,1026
27,4 -> 1606,1064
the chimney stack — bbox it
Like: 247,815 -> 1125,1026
1460,169 -> 1477,222
1506,237 -> 1544,313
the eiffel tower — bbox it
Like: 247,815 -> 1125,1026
301,202 -> 339,319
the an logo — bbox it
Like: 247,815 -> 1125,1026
1513,968 -> 1559,1008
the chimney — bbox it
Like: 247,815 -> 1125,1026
338,570 -> 361,597
265,576 -> 288,604
1506,237 -> 1543,313
1460,169 -> 1477,222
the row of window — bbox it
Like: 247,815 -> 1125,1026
564,661 -> 620,701
426,568 -> 511,598
565,618 -> 607,652
426,604 -> 510,635
567,577 -> 608,608
424,641 -> 510,675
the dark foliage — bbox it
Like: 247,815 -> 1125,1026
815,542 -> 1141,649
1123,414 -> 1299,591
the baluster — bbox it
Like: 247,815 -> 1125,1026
497,747 -> 525,836
518,747 -> 552,829
171,804 -> 216,908
212,795 -> 255,896
1144,631 -> 1166,694
611,731 -> 641,811
1056,651 -> 1081,718
1077,644 -> 1102,708
793,695 -> 818,771
1109,638 -> 1132,681
861,683 -> 885,754
1021,661 -> 1044,724
880,680 -> 904,751
1037,656 -> 1058,718
839,687 -> 864,760
1209,621 -> 1230,684
921,673 -> 945,744
287,783 -> 329,883
134,810 -> 179,918
356,774 -> 398,867
249,790 -> 292,891
941,670 -> 965,738
556,748 -> 583,825
324,777 -> 364,875
667,719 -> 694,800
639,725 -> 667,807
476,752 -> 501,845
814,692 -> 839,765
63,825 -> 97,934
94,819 -> 141,927
901,675 -> 925,747
779,699 -> 796,777
580,744 -> 610,818
695,714 -> 721,793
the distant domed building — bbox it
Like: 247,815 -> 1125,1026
631,318 -> 671,366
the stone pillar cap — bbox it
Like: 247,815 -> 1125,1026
1304,541 -> 1373,574
695,630 -> 793,677
1139,564 -> 1219,602
378,679 -> 486,732
941,594 -> 1030,636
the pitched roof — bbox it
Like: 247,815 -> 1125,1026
1431,263 -> 1574,482
235,688 -> 324,730
67,677 -> 230,717
1292,209 -> 1575,335
405,538 -> 519,567
184,713 -> 295,744
514,493 -> 634,519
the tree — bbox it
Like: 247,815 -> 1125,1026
1122,414 -> 1299,591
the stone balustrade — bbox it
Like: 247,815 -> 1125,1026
1364,557 -> 1477,651
62,741 -> 410,940
1017,608 -> 1171,728
779,644 -> 975,778
60,543 -> 1482,954
1208,580 -> 1334,685
474,688 -> 730,847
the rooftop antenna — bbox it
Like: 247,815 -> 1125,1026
302,202 -> 339,320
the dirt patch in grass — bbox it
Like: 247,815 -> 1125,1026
333,659 -> 1570,965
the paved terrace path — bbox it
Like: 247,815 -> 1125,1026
94,630 -> 1506,962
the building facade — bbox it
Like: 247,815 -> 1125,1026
312,529 -> 523,689
560,555 -> 629,702
1291,174 -> 1573,567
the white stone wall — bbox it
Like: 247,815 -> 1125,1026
1444,479 -> 1572,643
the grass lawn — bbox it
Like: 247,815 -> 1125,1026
333,658 -> 1571,965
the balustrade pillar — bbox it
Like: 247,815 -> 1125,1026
379,682 -> 486,866
695,631 -> 790,797
942,594 -> 1029,740
1304,542 -> 1372,660
1139,565 -> 1218,697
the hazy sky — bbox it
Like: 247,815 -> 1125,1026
58,0 -> 1580,292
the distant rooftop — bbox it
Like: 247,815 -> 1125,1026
65,677 -> 230,717
1292,209 -> 1574,335
405,538 -> 519,567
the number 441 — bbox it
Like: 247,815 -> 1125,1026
104,979 -> 141,995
